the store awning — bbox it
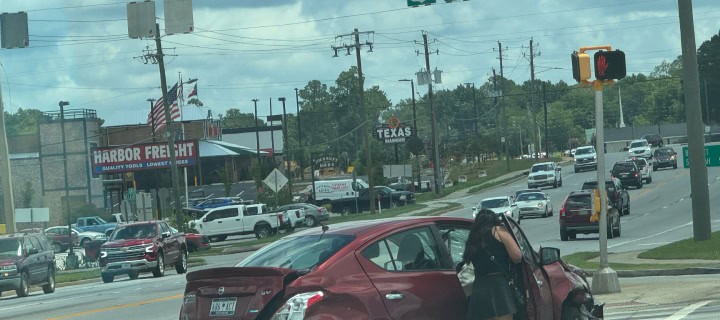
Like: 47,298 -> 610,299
199,140 -> 267,158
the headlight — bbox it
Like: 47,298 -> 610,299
505,210 -> 512,216
537,203 -> 544,207
100,251 -> 108,258
399,195 -> 406,200
670,155 -> 676,160
0,264 -> 17,271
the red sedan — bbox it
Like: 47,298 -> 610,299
179,216 -> 602,319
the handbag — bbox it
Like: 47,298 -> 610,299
483,247 -> 526,307
457,261 -> 474,296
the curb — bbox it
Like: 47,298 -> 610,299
582,267 -> 720,278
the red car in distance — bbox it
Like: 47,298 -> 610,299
179,216 -> 602,320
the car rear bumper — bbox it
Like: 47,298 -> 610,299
101,259 -> 158,276
561,223 -> 600,234
616,177 -> 640,185
654,160 -> 676,168
574,161 -> 597,169
0,275 -> 21,291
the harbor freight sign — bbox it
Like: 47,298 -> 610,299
682,144 -> 720,168
91,140 -> 198,174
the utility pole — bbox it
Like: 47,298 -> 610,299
151,23 -> 183,226
492,68 -> 499,160
269,98 -> 276,167
294,88 -> 304,181
678,0 -> 711,240
543,83 -> 549,158
332,28 -> 376,213
466,82 -> 479,163
399,79 -> 420,192
0,79 -> 16,233
418,31 -> 443,195
279,97 -> 293,197
527,38 -> 541,160
253,99 -> 261,166
498,42 -> 510,171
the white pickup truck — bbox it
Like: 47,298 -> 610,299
190,204 -> 304,241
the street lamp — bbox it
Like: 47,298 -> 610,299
59,101 -> 78,269
399,79 -> 420,192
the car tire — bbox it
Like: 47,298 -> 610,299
254,225 -> 272,239
101,273 -> 114,283
624,204 -> 630,215
152,253 -> 165,278
559,178 -> 563,187
128,271 -> 139,280
16,272 -> 30,297
574,168 -> 579,173
607,222 -> 615,239
568,233 -> 577,240
647,177 -> 652,184
560,229 -> 568,241
553,179 -> 558,188
175,250 -> 188,274
304,216 -> 317,228
653,165 -> 658,172
51,242 -> 63,254
80,238 -> 91,248
542,207 -> 548,218
42,267 -> 56,294
673,163 -> 678,169
637,180 -> 643,189
614,221 -> 621,238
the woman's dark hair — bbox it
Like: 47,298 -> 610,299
462,209 -> 502,263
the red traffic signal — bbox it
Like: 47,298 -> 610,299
594,50 -> 626,80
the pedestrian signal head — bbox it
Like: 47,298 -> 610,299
594,50 -> 626,80
571,52 -> 591,82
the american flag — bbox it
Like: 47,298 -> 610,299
147,83 -> 180,133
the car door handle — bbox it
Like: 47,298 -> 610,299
536,280 -> 544,287
385,292 -> 404,300
236,219 -> 241,221
217,221 -> 222,223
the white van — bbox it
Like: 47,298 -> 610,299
302,179 -> 369,204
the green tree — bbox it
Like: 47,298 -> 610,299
221,108 -> 266,129
4,108 -> 50,135
21,182 -> 34,208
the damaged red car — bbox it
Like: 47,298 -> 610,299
179,216 -> 602,319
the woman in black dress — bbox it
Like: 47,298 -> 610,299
463,209 -> 523,320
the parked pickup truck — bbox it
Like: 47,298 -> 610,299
190,204 -> 298,241
99,220 -> 187,283
73,216 -> 119,235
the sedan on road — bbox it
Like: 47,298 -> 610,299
179,216 -> 603,320
514,192 -> 553,218
653,147 -> 678,170
472,196 -> 519,222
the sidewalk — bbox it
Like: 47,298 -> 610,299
588,250 -> 720,266
593,274 -> 720,310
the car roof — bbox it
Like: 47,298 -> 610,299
285,216 -> 471,238
576,146 -> 594,149
516,192 -> 545,196
116,220 -> 159,227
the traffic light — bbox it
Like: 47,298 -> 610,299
594,50 -> 626,80
571,52 -> 591,82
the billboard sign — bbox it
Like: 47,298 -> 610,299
91,140 -> 198,174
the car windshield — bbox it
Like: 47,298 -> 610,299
237,234 -> 354,270
110,224 -> 156,240
655,148 -> 674,156
575,147 -> 594,155
631,159 -> 646,167
0,239 -> 22,257
613,163 -> 635,171
630,141 -> 648,148
516,193 -> 545,201
481,199 -> 510,208
531,164 -> 550,172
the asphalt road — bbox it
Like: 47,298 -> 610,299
0,252 -> 253,320
443,145 -> 720,256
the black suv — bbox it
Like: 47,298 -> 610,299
653,147 -> 678,170
610,161 -> 643,189
0,233 -> 56,297
559,191 -> 621,241
581,178 -> 630,215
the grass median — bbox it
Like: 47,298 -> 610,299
55,257 -> 207,284
637,231 -> 720,260
562,252 -> 718,271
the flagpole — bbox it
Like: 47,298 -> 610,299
178,71 -> 189,209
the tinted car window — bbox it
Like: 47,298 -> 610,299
630,141 -> 648,148
566,195 -> 591,210
0,238 -> 21,257
613,163 -> 636,172
237,235 -> 354,270
654,148 -> 674,156
575,147 -> 594,155
29,236 -> 42,252
531,164 -> 550,172
438,227 -> 470,268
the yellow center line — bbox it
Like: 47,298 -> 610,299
633,169 -> 687,199
46,293 -> 183,320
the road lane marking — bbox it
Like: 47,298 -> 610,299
1,294 -> 95,311
664,300 -> 713,320
46,294 -> 183,320
637,242 -> 670,246
608,221 -> 692,249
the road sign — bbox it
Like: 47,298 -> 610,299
407,0 -> 436,7
682,144 -> 720,168
263,169 -> 288,193
15,208 -> 50,223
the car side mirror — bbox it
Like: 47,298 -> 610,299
540,247 -> 561,266
555,167 -> 561,172
523,171 -> 529,176
203,217 -> 209,222
471,207 -> 477,211
27,248 -> 39,256
161,232 -> 170,239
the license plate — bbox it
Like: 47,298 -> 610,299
122,263 -> 130,268
620,173 -> 628,177
210,297 -> 237,316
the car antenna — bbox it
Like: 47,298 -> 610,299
317,221 -> 329,241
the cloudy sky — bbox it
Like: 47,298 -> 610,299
1,0 -> 718,126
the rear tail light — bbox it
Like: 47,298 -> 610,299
559,195 -> 569,220
316,208 -> 323,213
271,291 -> 324,320
634,172 -> 639,177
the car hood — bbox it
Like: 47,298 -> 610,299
628,147 -> 649,152
574,153 -> 596,160
180,267 -> 297,319
487,206 -> 513,214
101,239 -> 153,248
515,200 -> 545,208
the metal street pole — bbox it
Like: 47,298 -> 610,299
269,98 -> 276,167
0,80 -> 16,233
279,97 -> 293,198
253,99 -> 261,166
543,83 -> 549,158
399,79 -> 420,192
590,80 -> 620,294
678,0 -> 711,240
294,88 -> 304,181
423,32 -> 442,195
153,23 -> 183,227
59,101 -> 78,269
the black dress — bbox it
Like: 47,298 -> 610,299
467,232 -> 518,319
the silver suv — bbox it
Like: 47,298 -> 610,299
574,146 -> 597,173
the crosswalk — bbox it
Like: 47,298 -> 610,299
604,300 -> 719,320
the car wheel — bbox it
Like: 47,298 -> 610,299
653,165 -> 657,172
673,163 -> 677,169
625,204 -> 630,215
559,178 -> 563,187
255,225 -> 272,239
553,179 -> 558,188
152,253 -> 165,277
42,268 -> 56,294
637,180 -> 643,189
16,272 -> 30,297
574,168 -> 579,173
175,250 -> 188,274
560,229 -> 568,241
51,242 -> 63,254
101,273 -> 114,283
128,271 -> 139,280
647,177 -> 652,184
607,222 -> 615,239
304,216 -> 317,227
542,207 -> 548,218
614,220 -> 621,238
80,238 -> 91,248
568,233 -> 577,240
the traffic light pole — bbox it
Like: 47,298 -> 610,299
590,79 -> 620,295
